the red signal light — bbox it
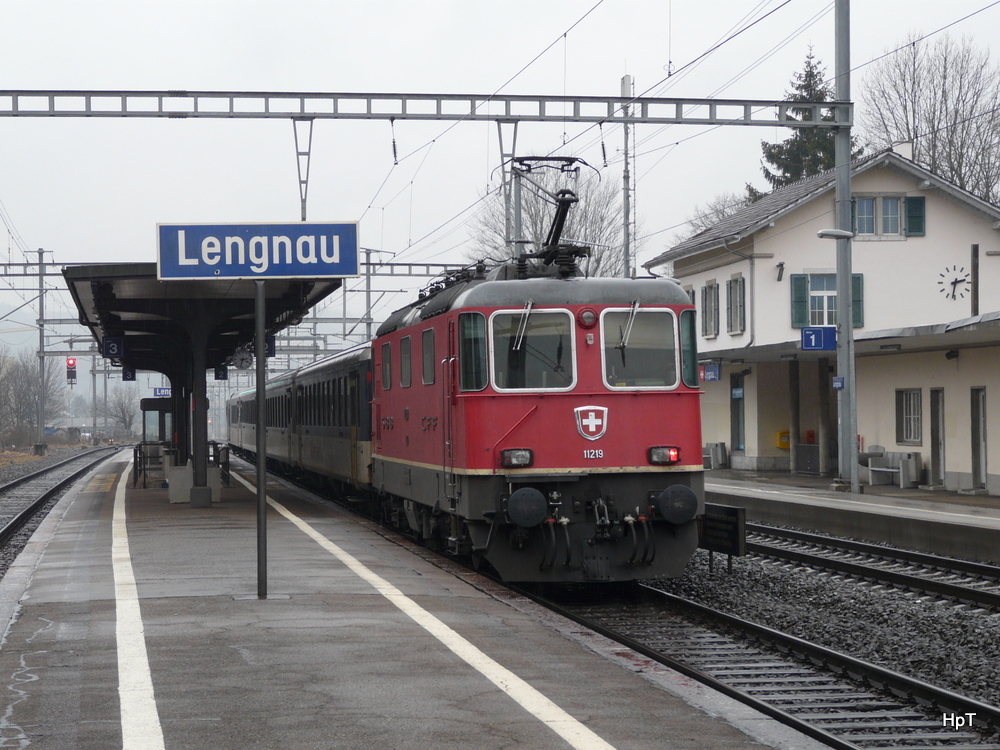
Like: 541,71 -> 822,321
66,357 -> 77,368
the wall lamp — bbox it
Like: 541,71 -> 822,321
945,349 -> 960,360
740,368 -> 753,377
817,228 -> 855,240
776,261 -> 785,282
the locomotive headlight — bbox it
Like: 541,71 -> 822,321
500,448 -> 534,468
648,446 -> 681,465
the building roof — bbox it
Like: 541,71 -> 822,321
644,149 -> 1000,269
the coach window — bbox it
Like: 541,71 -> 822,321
601,308 -> 677,389
422,329 -> 435,385
458,312 -> 488,391
381,342 -> 392,391
400,336 -> 412,388
491,309 -> 574,391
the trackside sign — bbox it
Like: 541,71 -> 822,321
157,222 -> 360,280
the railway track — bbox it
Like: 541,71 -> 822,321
746,523 -> 1000,612
0,448 -> 118,550
540,585 -> 1000,750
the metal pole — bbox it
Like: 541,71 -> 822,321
91,355 -> 98,445
255,280 -> 268,598
621,75 -> 632,279
35,249 -> 46,454
833,0 -> 859,493
365,247 -> 372,340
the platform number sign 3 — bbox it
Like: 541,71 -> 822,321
103,336 -> 124,357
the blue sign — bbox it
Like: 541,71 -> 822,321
103,336 -> 125,357
157,222 -> 360,280
122,366 -> 136,382
833,376 -> 845,390
153,387 -> 172,397
700,363 -> 721,382
801,326 -> 837,351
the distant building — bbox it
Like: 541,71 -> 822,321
645,146 -> 1000,495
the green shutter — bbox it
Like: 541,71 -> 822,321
790,274 -> 809,328
852,273 -> 864,328
904,196 -> 925,236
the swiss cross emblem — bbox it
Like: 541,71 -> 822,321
574,406 -> 608,441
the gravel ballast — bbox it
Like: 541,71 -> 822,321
648,548 -> 1000,708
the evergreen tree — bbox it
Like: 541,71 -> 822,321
760,50 -> 841,189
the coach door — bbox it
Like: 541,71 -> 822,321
294,384 -> 304,467
348,372 -> 360,487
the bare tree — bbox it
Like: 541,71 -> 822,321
0,346 -> 15,446
3,350 -> 67,447
468,163 -> 635,277
859,33 -> 1000,204
106,382 -> 140,435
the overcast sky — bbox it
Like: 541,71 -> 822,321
1,0 -> 998,352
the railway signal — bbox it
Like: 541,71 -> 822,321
66,356 -> 77,384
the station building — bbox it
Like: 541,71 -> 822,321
645,145 -> 1000,496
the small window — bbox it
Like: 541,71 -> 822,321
809,274 -> 838,326
896,389 -> 922,445
422,329 -> 435,385
381,342 -> 392,391
459,312 -> 488,391
400,336 -> 412,388
856,197 -> 875,235
882,197 -> 900,235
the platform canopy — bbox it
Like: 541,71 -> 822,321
63,261 -> 341,500
63,261 -> 340,375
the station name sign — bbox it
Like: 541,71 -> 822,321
157,222 -> 360,280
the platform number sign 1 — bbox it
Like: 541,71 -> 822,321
801,326 -> 837,351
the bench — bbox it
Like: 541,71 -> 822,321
866,446 -> 921,488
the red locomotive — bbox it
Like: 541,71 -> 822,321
229,186 -> 704,583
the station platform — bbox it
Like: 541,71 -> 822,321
0,450 -> 824,750
705,468 -> 1000,564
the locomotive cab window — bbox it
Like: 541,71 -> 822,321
459,312 -> 488,391
490,309 -> 575,391
601,308 -> 678,389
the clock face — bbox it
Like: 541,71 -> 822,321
233,348 -> 254,370
937,265 -> 971,300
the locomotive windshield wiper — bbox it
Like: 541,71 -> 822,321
513,299 -> 534,351
617,300 -> 640,351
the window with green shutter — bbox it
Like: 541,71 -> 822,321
904,196 -> 925,236
790,273 -> 864,329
